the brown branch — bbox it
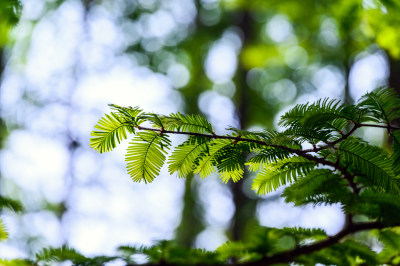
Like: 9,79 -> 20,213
125,219 -> 397,266
136,126 -> 304,154
304,124 -> 360,153
241,218 -> 391,266
123,126 -> 400,265
358,123 -> 400,131
136,125 -> 355,178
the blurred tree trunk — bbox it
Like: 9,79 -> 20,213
174,1 -> 205,245
389,57 -> 400,128
231,11 -> 258,241
175,174 -> 204,246
389,58 -> 400,90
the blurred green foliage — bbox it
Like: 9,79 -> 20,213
0,0 -> 21,46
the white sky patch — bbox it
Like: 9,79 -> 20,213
198,91 -> 239,133
23,211 -> 63,246
266,15 -> 294,43
167,63 -> 190,88
257,197 -> 345,235
205,41 -> 238,84
313,65 -> 345,99
284,46 -> 308,69
349,52 -> 388,100
270,79 -> 297,103
73,65 -> 172,109
199,177 -> 235,227
148,10 -> 176,38
195,226 -> 228,251
2,130 -> 69,203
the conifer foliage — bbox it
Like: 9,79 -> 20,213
89,87 -> 400,265
4,88 -> 399,265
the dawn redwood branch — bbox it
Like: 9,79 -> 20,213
136,125 -> 356,188
357,123 -> 400,130
306,124 -> 360,153
242,219 -> 394,266
136,126 -> 304,154
126,127 -> 396,265
125,220 -> 397,266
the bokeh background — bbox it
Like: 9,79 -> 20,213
0,0 -> 399,260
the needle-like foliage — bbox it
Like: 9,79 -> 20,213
168,136 -> 211,178
358,87 -> 400,123
251,156 -> 315,194
126,131 -> 171,183
87,87 -> 400,265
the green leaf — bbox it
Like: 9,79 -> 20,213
379,229 -> 400,251
214,142 -> 249,183
36,245 -> 118,265
126,131 -> 171,183
162,112 -> 213,133
358,189 -> 400,224
283,169 -> 340,206
36,245 -> 87,262
358,87 -> 400,123
193,139 -> 231,179
0,219 -> 8,242
90,112 -> 134,153
0,196 -> 22,212
280,227 -> 327,239
338,137 -> 399,193
109,104 -> 143,124
279,98 -> 358,131
168,136 -> 211,178
246,147 -> 291,172
139,113 -> 165,128
252,156 -> 315,195
0,259 -> 32,266
281,127 -> 334,144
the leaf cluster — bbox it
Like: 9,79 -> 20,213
88,87 -> 400,264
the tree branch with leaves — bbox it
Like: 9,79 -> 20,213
24,87 -> 400,265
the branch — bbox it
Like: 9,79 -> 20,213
305,124 -> 360,153
357,123 -> 400,131
241,217 -> 393,266
136,126 -> 304,154
125,219 -> 398,266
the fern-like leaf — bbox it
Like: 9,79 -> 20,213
252,156 -> 315,195
338,138 -> 399,193
212,141 -> 249,183
0,259 -> 33,266
358,189 -> 400,224
379,229 -> 400,251
279,98 -> 358,131
139,113 -> 165,128
126,131 -> 171,183
161,113 -> 213,133
281,127 -> 334,144
36,245 -> 87,262
280,227 -> 326,239
90,112 -> 134,153
358,87 -> 400,123
283,169 -> 341,205
0,219 -> 8,242
110,104 -> 143,124
168,136 -> 211,178
0,196 -> 22,212
246,148 -> 292,172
